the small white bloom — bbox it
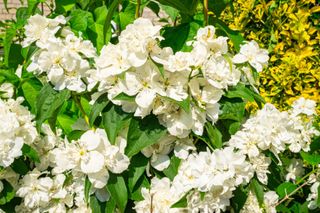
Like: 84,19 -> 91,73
233,40 -> 269,72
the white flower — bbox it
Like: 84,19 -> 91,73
16,169 -> 53,209
23,14 -> 66,48
196,26 -> 216,45
233,40 -> 269,72
203,56 -> 241,89
0,83 -> 14,98
250,154 -> 271,185
134,177 -> 182,213
285,159 -> 305,182
264,191 -> 279,213
307,182 -> 320,210
95,44 -> 131,77
141,135 -> 176,171
291,97 -> 317,116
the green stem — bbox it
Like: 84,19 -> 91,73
135,0 -> 141,18
203,0 -> 209,25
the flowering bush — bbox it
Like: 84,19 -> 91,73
0,0 -> 319,212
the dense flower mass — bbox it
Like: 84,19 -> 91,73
0,8 -> 319,213
89,18 -> 268,139
0,97 -> 37,167
25,14 -> 96,92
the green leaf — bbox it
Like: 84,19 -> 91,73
127,153 -> 148,192
57,114 -> 77,134
224,84 -> 255,102
67,130 -> 85,141
161,96 -> 191,113
147,1 -> 160,16
16,7 -> 29,28
22,144 -> 40,163
130,175 -> 150,201
69,9 -> 95,35
55,0 -> 76,13
4,24 -> 16,67
205,122 -> 223,148
107,174 -> 128,213
228,121 -> 241,135
84,176 -> 92,204
156,0 -> 199,15
125,115 -> 167,157
213,18 -> 244,52
119,3 -> 136,30
106,197 -> 116,212
163,156 -> 181,181
0,69 -> 20,85
27,0 -> 40,15
89,94 -> 109,126
0,180 -> 15,205
89,195 -> 107,213
300,152 -> 320,166
21,78 -> 43,113
113,93 -> 136,102
10,158 -> 29,175
250,178 -> 264,207
103,0 -> 120,43
102,104 -> 132,145
35,84 -> 71,132
161,23 -> 190,52
230,186 -> 248,213
276,182 -> 297,199
317,184 -> 320,207
208,0 -> 231,17
220,101 -> 246,122
171,193 -> 188,208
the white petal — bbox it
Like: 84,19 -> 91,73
81,151 -> 105,174
151,154 -> 170,171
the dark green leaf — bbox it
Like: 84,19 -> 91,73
230,186 -> 248,213
22,144 -> 40,163
102,104 -> 132,145
147,1 -> 160,16
107,174 -> 128,213
106,197 -> 116,212
125,115 -> 167,157
205,122 -> 223,148
162,156 -> 181,180
4,24 -> 16,67
250,178 -> 264,207
0,180 -> 15,205
35,84 -> 71,132
84,176 -> 92,204
10,158 -> 29,175
128,153 -> 148,192
220,101 -> 246,121
276,182 -> 297,199
161,23 -> 190,52
208,0 -> 230,17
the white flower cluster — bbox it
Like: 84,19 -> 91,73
0,97 -> 37,167
135,147 -> 253,212
9,125 -> 130,212
228,97 -> 319,184
25,14 -> 96,92
90,19 -> 269,138
134,98 -> 318,212
51,128 -> 130,189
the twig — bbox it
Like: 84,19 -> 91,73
274,180 -> 310,207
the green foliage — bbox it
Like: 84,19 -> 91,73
125,115 -> 167,157
107,174 -> 128,213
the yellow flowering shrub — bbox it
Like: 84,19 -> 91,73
221,0 -> 320,113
